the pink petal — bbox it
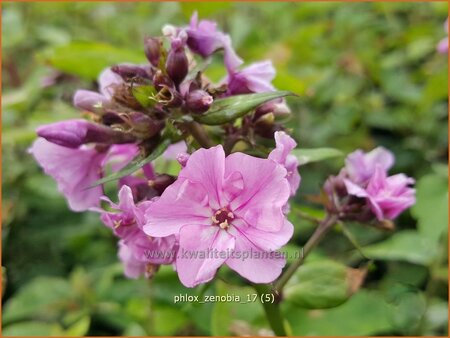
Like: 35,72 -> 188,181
30,138 -> 104,211
98,68 -> 123,99
178,145 -> 226,209
225,152 -> 290,232
230,218 -> 294,251
176,224 -> 235,287
143,179 -> 211,237
225,227 -> 286,284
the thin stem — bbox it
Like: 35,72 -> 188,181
184,121 -> 214,148
274,213 -> 338,292
253,284 -> 287,336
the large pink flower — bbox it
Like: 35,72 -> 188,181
143,145 -> 293,287
344,166 -> 416,221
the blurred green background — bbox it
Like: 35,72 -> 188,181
2,2 -> 448,336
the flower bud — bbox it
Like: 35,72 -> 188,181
73,90 -> 110,114
111,64 -> 151,80
185,89 -> 213,114
37,119 -> 135,148
176,153 -> 190,167
144,37 -> 162,67
166,40 -> 188,86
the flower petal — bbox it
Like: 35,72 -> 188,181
225,227 -> 286,284
179,145 -> 226,209
143,178 -> 211,237
225,152 -> 290,231
176,224 -> 235,287
30,138 -> 104,211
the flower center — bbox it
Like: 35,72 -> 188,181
212,207 -> 234,230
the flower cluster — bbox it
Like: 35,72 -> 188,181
30,13 -> 299,286
30,13 -> 415,288
324,147 -> 416,227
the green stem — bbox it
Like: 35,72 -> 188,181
253,284 -> 287,336
184,121 -> 214,148
274,213 -> 338,292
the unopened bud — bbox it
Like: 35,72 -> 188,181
176,153 -> 190,167
111,64 -> 151,80
144,37 -> 162,67
37,119 -> 135,148
166,40 -> 188,86
185,89 -> 213,114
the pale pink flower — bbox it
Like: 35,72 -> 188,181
143,145 -> 293,287
345,166 -> 416,221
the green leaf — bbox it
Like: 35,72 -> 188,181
292,147 -> 343,165
39,41 -> 145,80
194,91 -> 295,125
411,173 -> 448,243
64,316 -> 91,336
3,277 -> 73,324
2,321 -> 60,336
90,139 -> 171,187
152,305 -> 188,336
361,230 -> 438,266
284,290 -> 394,336
131,85 -> 156,108
284,259 -> 365,309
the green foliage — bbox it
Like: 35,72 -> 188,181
283,259 -> 362,309
2,1 -> 448,336
194,91 -> 293,125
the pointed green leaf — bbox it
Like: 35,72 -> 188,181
90,139 -> 171,187
132,84 -> 156,108
194,91 -> 295,125
292,147 -> 343,165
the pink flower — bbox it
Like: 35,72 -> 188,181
101,186 -> 177,271
143,145 -> 293,287
269,131 -> 301,196
344,166 -> 416,221
226,60 -> 276,95
29,138 -> 106,211
186,12 -> 243,71
344,147 -> 394,185
30,137 -> 140,212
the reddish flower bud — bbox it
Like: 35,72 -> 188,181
144,37 -> 162,67
37,119 -> 135,148
111,64 -> 151,80
165,40 -> 188,86
185,89 -> 213,114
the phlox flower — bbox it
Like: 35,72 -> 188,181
143,145 -> 294,287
